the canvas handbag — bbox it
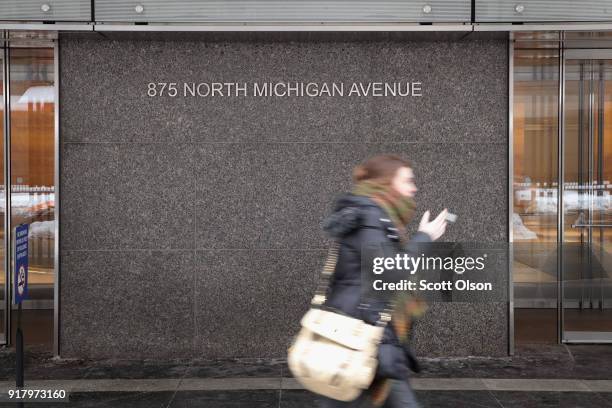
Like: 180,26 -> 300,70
287,242 -> 392,402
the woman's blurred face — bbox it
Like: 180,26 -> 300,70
391,166 -> 417,198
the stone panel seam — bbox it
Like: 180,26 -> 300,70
59,141 -> 508,145
192,141 -> 198,355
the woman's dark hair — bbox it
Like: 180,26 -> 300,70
352,154 -> 413,185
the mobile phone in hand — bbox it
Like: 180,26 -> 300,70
445,212 -> 457,223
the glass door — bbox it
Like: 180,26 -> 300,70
9,46 -> 56,348
563,51 -> 612,342
0,38 -> 56,351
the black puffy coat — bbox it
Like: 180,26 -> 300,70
321,193 -> 432,381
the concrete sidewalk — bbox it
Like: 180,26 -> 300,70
0,344 -> 611,407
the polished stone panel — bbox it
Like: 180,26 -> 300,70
194,142 -> 507,249
402,143 -> 508,243
412,358 -> 474,379
468,344 -> 573,379
60,143 -> 121,250
369,40 -> 507,144
193,142 -> 367,250
60,250 -> 196,359
184,359 -> 284,379
411,302 -> 509,357
60,40 -> 191,145
194,250 -> 322,358
84,361 -> 191,380
60,36 -> 509,359
60,39 -> 506,145
61,143 -> 196,250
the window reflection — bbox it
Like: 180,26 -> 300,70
9,48 -> 55,342
513,48 -> 560,342
562,59 -> 612,335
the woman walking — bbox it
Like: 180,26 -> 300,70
318,154 -> 448,408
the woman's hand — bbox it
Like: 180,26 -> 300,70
418,209 -> 448,241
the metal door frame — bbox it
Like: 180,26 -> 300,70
561,47 -> 612,343
1,39 -> 7,346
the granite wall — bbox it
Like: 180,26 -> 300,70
59,34 -> 509,359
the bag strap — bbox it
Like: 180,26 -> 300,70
310,241 -> 393,327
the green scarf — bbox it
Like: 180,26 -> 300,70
352,180 -> 416,244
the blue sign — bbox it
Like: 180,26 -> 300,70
14,224 -> 29,304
